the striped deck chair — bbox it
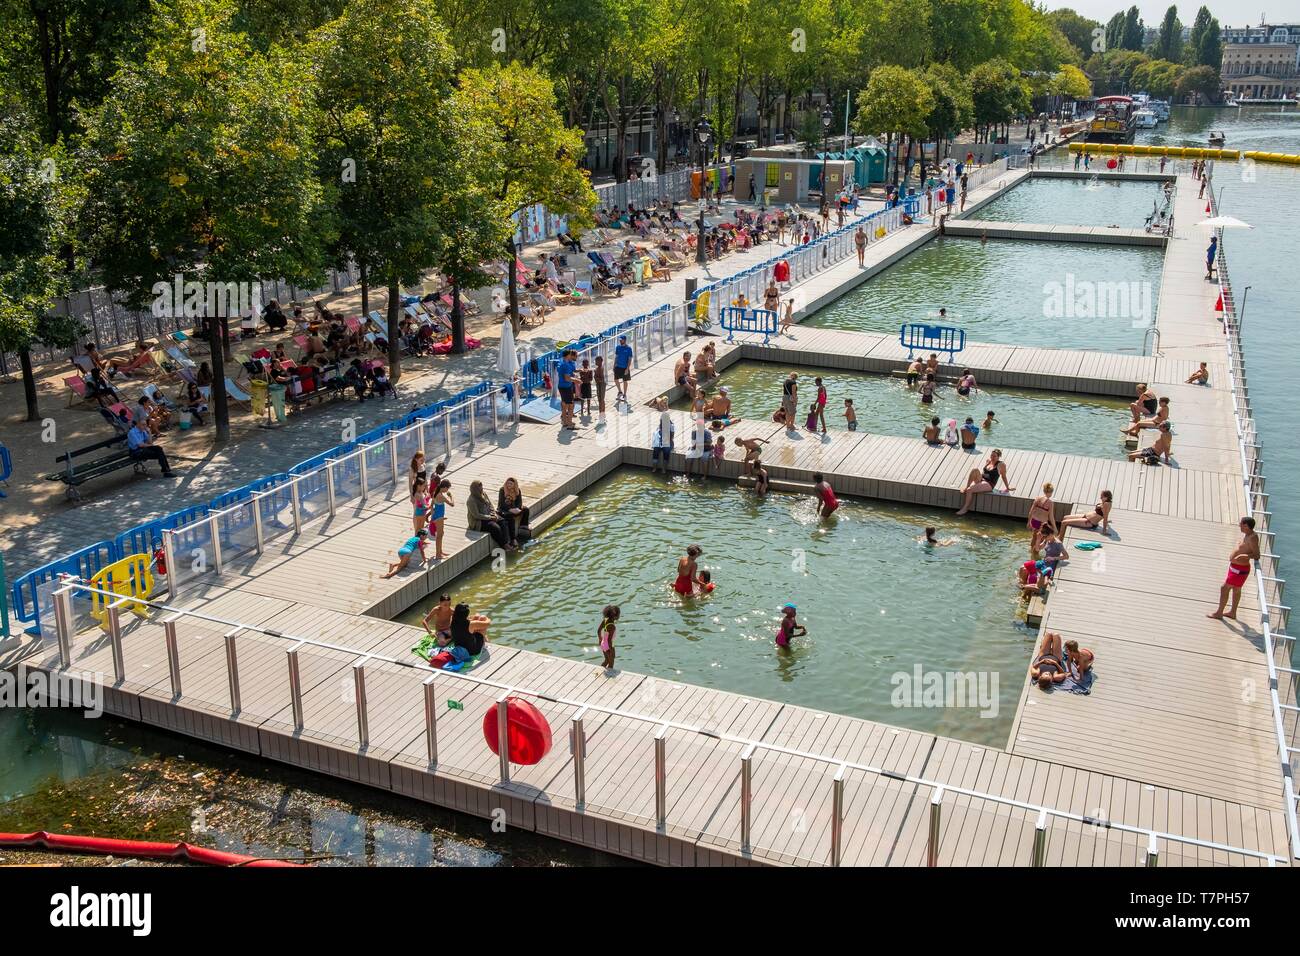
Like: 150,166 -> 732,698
224,378 -> 253,410
65,375 -> 96,407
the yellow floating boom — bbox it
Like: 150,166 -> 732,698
1068,142 -> 1241,160
1243,150 -> 1300,165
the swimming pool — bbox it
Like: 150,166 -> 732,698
805,237 -> 1163,353
398,469 -> 1038,746
676,360 -> 1131,458
973,176 -> 1168,230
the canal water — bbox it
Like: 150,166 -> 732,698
401,469 -> 1036,746
974,175 -> 1166,229
674,360 -> 1130,458
4,104 -> 1295,863
804,236 -> 1162,353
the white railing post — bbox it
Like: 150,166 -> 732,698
105,599 -> 127,681
163,614 -> 182,698
253,493 -> 265,553
424,674 -> 438,765
326,462 -> 337,516
359,449 -> 370,501
388,433 -> 400,488
53,581 -> 76,668
289,482 -> 302,534
209,515 -> 224,576
224,626 -> 241,714
572,706 -> 588,810
1145,831 -> 1159,867
163,531 -> 178,600
1032,809 -> 1048,866
740,743 -> 755,851
353,659 -> 369,749
287,642 -> 304,731
830,763 -> 847,867
654,723 -> 669,828
497,691 -> 512,783
927,787 -> 944,866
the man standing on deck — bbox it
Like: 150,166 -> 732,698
1208,517 -> 1261,620
557,348 -> 579,430
612,335 -> 634,407
1206,234 -> 1218,280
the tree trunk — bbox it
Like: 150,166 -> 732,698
359,261 -> 369,316
386,279 -> 402,383
208,312 -> 231,443
450,274 -> 466,355
506,236 -> 521,337
20,348 -> 40,422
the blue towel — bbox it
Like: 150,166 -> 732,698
1058,668 -> 1095,695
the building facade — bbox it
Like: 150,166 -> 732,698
1221,24 -> 1300,99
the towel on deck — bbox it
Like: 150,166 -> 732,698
1057,668 -> 1095,695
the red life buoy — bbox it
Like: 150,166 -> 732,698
1107,158 -> 1117,169
483,697 -> 553,766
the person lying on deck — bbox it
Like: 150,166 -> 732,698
1030,632 -> 1069,689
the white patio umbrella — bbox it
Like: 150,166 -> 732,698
496,318 -> 521,422
1196,216 -> 1254,229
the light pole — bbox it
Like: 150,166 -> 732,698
820,106 -> 834,208
695,118 -> 713,265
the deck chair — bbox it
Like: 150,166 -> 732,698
224,377 -> 253,410
165,346 -> 196,369
65,375 -> 95,407
345,315 -> 362,333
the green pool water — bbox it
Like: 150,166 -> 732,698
973,176 -> 1168,230
804,236 -> 1162,352
399,469 -> 1038,747
677,360 -> 1130,458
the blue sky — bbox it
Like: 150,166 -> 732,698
1041,2 -> 1300,27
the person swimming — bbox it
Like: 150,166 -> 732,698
775,603 -> 806,649
981,411 -> 996,431
920,526 -> 955,546
673,544 -> 704,595
957,369 -> 977,396
813,472 -> 839,517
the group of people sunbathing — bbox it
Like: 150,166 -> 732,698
1123,381 -> 1175,464
1028,632 -> 1094,689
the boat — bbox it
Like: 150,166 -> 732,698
1148,100 -> 1170,121
1208,130 -> 1226,145
1134,109 -> 1158,130
1085,95 -> 1137,144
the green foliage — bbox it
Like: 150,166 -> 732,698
1177,64 -> 1220,102
1052,64 -> 1092,101
969,58 -> 1030,132
1187,7 -> 1221,69
853,65 -> 934,143
1152,6 -> 1183,63
1121,6 -> 1144,52
1047,8 -> 1103,61
1132,58 -> 1184,99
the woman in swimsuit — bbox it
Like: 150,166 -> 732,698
1029,632 -> 1068,689
1122,397 -> 1169,436
1060,490 -> 1113,534
763,280 -> 780,313
431,478 -> 454,559
673,545 -> 704,596
411,476 -> 431,533
408,452 -> 427,495
1129,382 -> 1158,422
955,450 -> 1011,515
1026,482 -> 1057,546
814,377 -> 828,433
597,605 -> 620,671
919,373 -> 936,405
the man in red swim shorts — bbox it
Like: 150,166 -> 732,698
1208,516 -> 1261,621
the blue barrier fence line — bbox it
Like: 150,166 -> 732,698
13,200 -> 910,633
900,323 -> 966,360
720,307 -> 778,345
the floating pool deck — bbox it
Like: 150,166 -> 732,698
6,168 -> 1290,866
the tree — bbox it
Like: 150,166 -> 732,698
968,59 -> 1030,143
311,0 -> 458,370
0,103 -> 81,421
852,65 -> 933,184
79,0 -> 329,442
1132,58 -> 1184,99
1177,64 -> 1220,103
1051,63 -> 1092,109
1047,8 -> 1103,62
1121,6 -> 1144,52
921,63 -> 973,171
1188,7 -> 1221,69
1153,6 -> 1183,63
1103,12 -> 1125,53
457,63 -> 596,336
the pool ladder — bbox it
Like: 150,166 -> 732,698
1142,327 -> 1161,357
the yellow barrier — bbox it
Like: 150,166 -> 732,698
1244,150 -> 1300,165
89,554 -> 154,630
1067,142 -> 1241,160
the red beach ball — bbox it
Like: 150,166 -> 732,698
483,697 -> 553,766
1106,158 -> 1117,169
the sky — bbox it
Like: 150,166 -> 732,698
1041,2 -> 1300,28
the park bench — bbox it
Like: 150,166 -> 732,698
45,434 -> 148,503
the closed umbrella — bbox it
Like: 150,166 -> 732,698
497,319 -> 521,422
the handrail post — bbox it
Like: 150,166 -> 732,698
326,461 -> 337,516
654,723 -> 669,828
105,598 -> 127,682
359,449 -> 369,501
830,763 -> 847,866
491,393 -> 499,435
468,402 -> 477,447
287,642 -> 304,731
162,614 -> 183,698
1145,832 -> 1159,867
224,627 -> 241,715
163,530 -> 178,600
571,706 -> 588,810
1032,809 -> 1049,866
289,482 -> 302,534
388,434 -> 399,488
423,674 -> 438,766
740,743 -> 756,851
53,581 -> 76,669
497,691 -> 512,783
927,787 -> 944,867
252,493 -> 265,554
210,514 -> 224,576
353,659 -> 369,749
443,413 -> 452,457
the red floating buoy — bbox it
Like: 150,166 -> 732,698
1214,292 -> 1223,312
483,697 -> 553,766
1107,158 -> 1117,169
1205,201 -> 1212,213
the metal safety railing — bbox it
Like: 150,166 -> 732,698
1212,181 -> 1299,859
42,576 -> 1287,867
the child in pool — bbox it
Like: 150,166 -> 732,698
753,459 -> 769,496
776,604 -> 806,649
805,401 -> 819,432
920,526 -> 955,546
696,570 -> 715,595
982,411 -> 997,431
597,605 -> 619,670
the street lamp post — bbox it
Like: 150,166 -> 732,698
695,118 -> 713,266
820,106 -> 834,209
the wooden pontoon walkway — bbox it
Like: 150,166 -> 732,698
7,167 -> 1289,866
